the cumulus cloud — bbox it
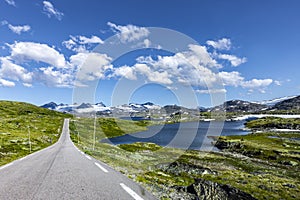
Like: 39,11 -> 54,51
112,42 -> 272,93
38,67 -> 73,87
0,78 -> 15,87
4,0 -> 16,6
218,53 -> 247,67
206,38 -> 232,50
218,71 -> 244,87
241,78 -> 273,89
63,35 -> 104,53
43,1 -> 64,20
70,52 -> 113,81
8,24 -> 31,35
0,57 -> 33,83
8,41 -> 66,68
113,65 -> 137,80
134,63 -> 172,84
107,22 -> 150,43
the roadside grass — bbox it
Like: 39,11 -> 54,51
70,117 -> 300,199
0,101 -> 70,166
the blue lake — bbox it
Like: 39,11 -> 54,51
101,120 -> 250,150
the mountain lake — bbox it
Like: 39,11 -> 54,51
101,120 -> 250,151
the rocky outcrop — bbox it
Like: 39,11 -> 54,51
273,95 -> 300,110
211,100 -> 268,113
186,178 -> 257,200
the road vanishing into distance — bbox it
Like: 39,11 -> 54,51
0,119 -> 156,200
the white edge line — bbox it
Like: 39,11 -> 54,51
120,183 -> 144,200
85,155 -> 92,160
94,162 -> 108,173
0,162 -> 14,171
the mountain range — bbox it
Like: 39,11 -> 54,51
41,95 -> 300,117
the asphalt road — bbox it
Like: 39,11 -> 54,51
0,119 -> 156,200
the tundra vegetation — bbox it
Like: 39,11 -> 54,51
0,101 -> 71,166
70,117 -> 300,199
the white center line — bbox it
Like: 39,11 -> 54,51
94,162 -> 108,173
120,183 -> 144,200
0,162 -> 14,171
85,155 -> 92,160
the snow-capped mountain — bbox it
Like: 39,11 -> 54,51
254,96 -> 297,106
41,102 -> 161,116
41,102 -> 110,114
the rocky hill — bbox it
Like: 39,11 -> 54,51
273,95 -> 300,110
210,100 -> 268,113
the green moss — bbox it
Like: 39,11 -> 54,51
118,142 -> 162,152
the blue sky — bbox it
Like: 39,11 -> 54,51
0,0 -> 299,107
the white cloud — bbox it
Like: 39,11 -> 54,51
218,53 -> 247,67
38,67 -> 73,87
113,65 -> 137,80
1,20 -> 8,26
43,1 -> 64,20
116,44 -> 272,93
218,71 -> 244,87
134,63 -> 172,84
107,22 -> 150,43
143,39 -> 151,48
274,80 -> 281,86
70,52 -> 113,81
8,41 -> 66,68
23,83 -> 32,87
0,78 -> 15,87
196,88 -> 227,94
188,44 -> 220,68
77,35 -> 104,44
128,44 -> 220,87
63,35 -> 104,53
241,78 -> 273,89
0,57 -> 33,83
206,38 -> 232,50
4,0 -> 15,6
8,24 -> 31,35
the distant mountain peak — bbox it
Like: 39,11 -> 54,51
41,102 -> 58,110
254,95 -> 298,106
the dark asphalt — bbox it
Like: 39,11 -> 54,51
0,119 -> 156,200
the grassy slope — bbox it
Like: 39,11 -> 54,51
70,117 -> 300,199
0,101 -> 71,166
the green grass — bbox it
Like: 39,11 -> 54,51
245,117 -> 300,130
0,101 -> 71,166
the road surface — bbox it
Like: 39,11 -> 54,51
0,119 -> 156,200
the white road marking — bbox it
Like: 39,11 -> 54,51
94,162 -> 108,173
85,155 -> 92,160
120,183 -> 144,200
0,162 -> 14,171
80,152 -> 84,155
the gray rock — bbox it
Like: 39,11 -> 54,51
186,178 -> 257,200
